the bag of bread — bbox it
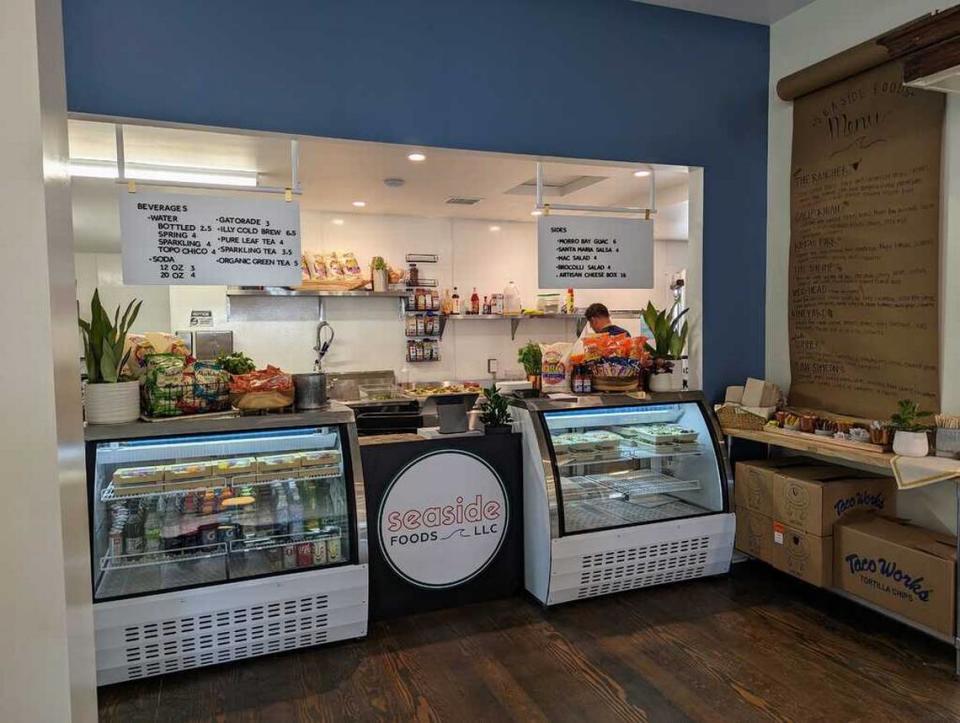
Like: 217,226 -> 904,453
540,342 -> 573,393
341,252 -> 362,278
310,253 -> 329,280
324,252 -> 345,278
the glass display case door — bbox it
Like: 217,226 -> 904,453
90,426 -> 357,601
542,402 -> 727,535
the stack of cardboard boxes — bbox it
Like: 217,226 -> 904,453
735,457 -> 957,637
734,458 -> 897,587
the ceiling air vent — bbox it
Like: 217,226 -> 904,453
445,196 -> 482,205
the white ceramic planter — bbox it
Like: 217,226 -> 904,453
85,380 -> 140,424
371,268 -> 389,292
649,373 -> 672,392
892,430 -> 929,457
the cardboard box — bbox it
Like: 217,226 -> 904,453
772,521 -> 832,587
735,458 -> 836,517
735,506 -> 774,562
773,471 -> 897,536
741,377 -> 780,408
835,516 -> 956,637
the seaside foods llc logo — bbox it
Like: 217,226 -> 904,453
378,450 -> 508,589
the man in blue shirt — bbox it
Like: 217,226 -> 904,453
584,303 -> 631,337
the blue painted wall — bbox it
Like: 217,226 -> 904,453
62,0 -> 768,400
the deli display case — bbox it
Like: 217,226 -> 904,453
513,392 -> 734,605
85,404 -> 368,685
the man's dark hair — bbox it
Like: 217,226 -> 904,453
584,303 -> 610,320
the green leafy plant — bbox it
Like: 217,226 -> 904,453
78,289 -> 142,383
641,301 -> 688,360
889,399 -> 934,432
371,256 -> 388,271
215,351 -> 256,375
480,385 -> 513,428
517,341 -> 542,376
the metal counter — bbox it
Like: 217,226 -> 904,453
83,402 -> 356,441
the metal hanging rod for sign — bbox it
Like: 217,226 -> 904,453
114,124 -> 302,198
534,161 -> 657,216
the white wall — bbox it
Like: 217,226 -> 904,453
768,0 -> 960,531
90,200 -> 690,384
0,0 -> 97,720
76,252 -> 171,331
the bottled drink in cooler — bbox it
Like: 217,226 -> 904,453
144,497 -> 162,553
287,480 -> 304,537
275,488 -> 290,536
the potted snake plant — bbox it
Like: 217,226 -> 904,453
79,289 -> 142,424
641,301 -> 688,392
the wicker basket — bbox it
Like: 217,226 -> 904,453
715,404 -> 767,431
592,375 -> 640,392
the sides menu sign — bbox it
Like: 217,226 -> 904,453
789,62 -> 944,419
120,191 -> 301,286
538,215 -> 653,289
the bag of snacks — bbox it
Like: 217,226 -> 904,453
142,353 -> 187,416
540,342 -> 573,394
124,332 -> 190,379
311,253 -> 329,280
341,252 -> 362,278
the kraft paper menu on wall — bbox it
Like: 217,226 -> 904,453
789,61 -> 944,420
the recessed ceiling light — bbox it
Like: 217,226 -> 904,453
407,152 -> 426,162
332,218 -> 345,226
530,210 -> 543,216
489,225 -> 501,232
352,200 -> 366,208
633,169 -> 651,177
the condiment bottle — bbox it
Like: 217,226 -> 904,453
452,287 -> 461,315
565,288 -> 575,314
408,263 -> 419,285
470,287 -> 480,315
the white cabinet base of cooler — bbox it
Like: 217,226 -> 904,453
535,514 -> 735,605
94,564 -> 368,685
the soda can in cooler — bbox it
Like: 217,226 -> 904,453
282,544 -> 297,570
296,542 -> 314,568
326,536 -> 342,563
312,539 -> 328,565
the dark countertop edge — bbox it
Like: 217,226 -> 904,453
83,403 -> 356,442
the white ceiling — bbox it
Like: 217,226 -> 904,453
68,120 -> 690,252
638,0 -> 816,25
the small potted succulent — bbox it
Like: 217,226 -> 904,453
371,256 -> 389,292
79,289 -> 142,424
479,384 -> 513,434
517,341 -> 542,391
889,399 -> 934,457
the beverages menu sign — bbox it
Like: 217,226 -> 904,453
788,62 -> 944,419
538,215 -> 653,289
120,191 -> 301,286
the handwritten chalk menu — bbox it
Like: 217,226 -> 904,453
538,215 -> 653,289
789,62 -> 944,420
120,191 -> 301,286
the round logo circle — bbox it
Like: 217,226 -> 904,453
378,450 -> 509,589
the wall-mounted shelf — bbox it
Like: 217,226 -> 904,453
227,287 -> 408,298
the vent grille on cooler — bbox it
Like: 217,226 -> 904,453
120,594 -> 329,680
575,536 -> 712,599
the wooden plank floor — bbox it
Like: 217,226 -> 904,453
98,562 -> 960,722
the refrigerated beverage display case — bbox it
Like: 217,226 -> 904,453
513,393 -> 734,605
85,405 -> 368,685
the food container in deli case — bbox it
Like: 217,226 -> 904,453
84,404 -> 369,685
511,391 -> 734,605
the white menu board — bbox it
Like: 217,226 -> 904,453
538,215 -> 653,289
120,191 -> 301,286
